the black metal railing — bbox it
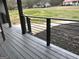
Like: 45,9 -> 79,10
25,15 -> 51,46
24,15 -> 79,46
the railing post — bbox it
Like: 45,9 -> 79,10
17,0 -> 26,34
0,22 -> 6,41
46,18 -> 51,46
2,0 -> 12,27
26,17 -> 32,33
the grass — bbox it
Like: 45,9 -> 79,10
9,6 -> 79,24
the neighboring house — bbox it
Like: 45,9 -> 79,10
45,2 -> 51,7
33,2 -> 51,8
63,0 -> 79,6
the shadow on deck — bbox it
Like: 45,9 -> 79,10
0,24 -> 79,59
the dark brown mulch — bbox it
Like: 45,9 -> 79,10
34,23 -> 79,55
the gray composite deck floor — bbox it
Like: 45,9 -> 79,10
0,24 -> 79,59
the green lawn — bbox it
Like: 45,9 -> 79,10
9,6 -> 79,24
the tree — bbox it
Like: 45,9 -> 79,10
7,0 -> 64,9
49,0 -> 64,6
7,0 -> 16,10
22,0 -> 40,8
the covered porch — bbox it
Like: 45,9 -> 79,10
0,24 -> 79,59
0,0 -> 79,59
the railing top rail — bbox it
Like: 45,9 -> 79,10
24,15 -> 48,19
24,15 -> 79,22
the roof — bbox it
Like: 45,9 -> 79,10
64,0 -> 79,2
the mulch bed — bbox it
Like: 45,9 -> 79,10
34,23 -> 79,55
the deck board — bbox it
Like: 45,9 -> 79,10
1,24 -> 79,59
5,28 -> 67,59
0,46 -> 9,59
2,40 -> 24,59
4,25 -> 57,59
